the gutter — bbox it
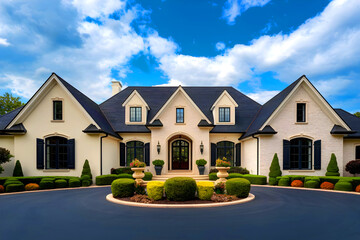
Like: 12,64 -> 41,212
252,135 -> 259,175
100,133 -> 108,176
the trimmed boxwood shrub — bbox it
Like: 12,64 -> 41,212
55,179 -> 68,188
81,175 -> 92,187
269,177 -> 278,186
334,180 -> 353,191
209,172 -> 218,180
111,178 -> 135,198
69,178 -> 81,188
111,167 -> 133,175
6,183 -> 25,192
305,176 -> 320,183
25,183 -> 40,191
226,178 -> 251,198
147,181 -> 164,201
13,160 -> 24,177
269,153 -> 282,180
242,174 -> 267,185
95,174 -> 133,185
40,180 -> 55,189
228,167 -> 249,174
4,180 -> 22,188
304,180 -> 320,188
143,172 -> 153,181
278,177 -> 290,186
0,185 -> 4,193
326,153 -> 340,176
164,177 -> 197,201
197,181 -> 214,200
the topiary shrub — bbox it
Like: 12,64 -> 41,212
304,180 -> 320,188
55,179 -> 68,188
269,177 -> 278,186
278,177 -> 290,186
334,180 -> 353,191
111,178 -> 135,198
345,160 -> 360,175
355,185 -> 360,193
69,178 -> 81,188
12,160 -> 24,177
326,153 -> 340,176
6,183 -> 24,192
147,181 -> 164,201
4,179 -> 22,188
0,185 -> 4,193
81,175 -> 91,187
111,167 -> 133,175
269,153 -> 281,184
164,177 -> 197,201
197,181 -> 214,200
81,159 -> 92,185
25,183 -> 40,191
226,178 -> 251,198
209,172 -> 218,181
95,174 -> 133,185
320,181 -> 334,190
40,180 -> 54,189
291,180 -> 304,187
305,176 -> 320,183
228,167 -> 249,174
143,172 -> 153,181
241,174 -> 267,185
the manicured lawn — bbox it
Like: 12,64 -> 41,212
1,186 -> 360,240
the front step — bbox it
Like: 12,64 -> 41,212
153,174 -> 209,181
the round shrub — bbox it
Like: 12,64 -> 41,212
0,185 -> 4,193
355,185 -> 360,193
278,177 -> 290,186
69,178 -> 81,188
41,177 -> 55,182
4,180 -> 22,188
6,183 -> 24,192
147,181 -> 164,201
55,179 -> 68,188
226,178 -> 251,198
209,172 -> 218,181
81,175 -> 92,187
320,181 -> 334,190
25,183 -> 40,191
197,181 -> 214,200
164,177 -> 197,201
111,178 -> 135,198
269,177 -> 277,186
40,180 -> 55,189
304,180 -> 320,189
334,181 -> 353,191
291,180 -> 304,187
143,172 -> 153,181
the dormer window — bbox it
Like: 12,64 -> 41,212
176,108 -> 184,123
219,107 -> 230,122
296,103 -> 306,123
130,107 -> 142,122
53,100 -> 63,120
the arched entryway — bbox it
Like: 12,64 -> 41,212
168,135 -> 192,170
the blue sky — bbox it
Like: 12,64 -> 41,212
0,0 -> 359,113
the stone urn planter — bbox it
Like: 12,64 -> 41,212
215,167 -> 230,185
131,167 -> 145,184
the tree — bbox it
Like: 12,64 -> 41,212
345,160 -> 360,175
325,153 -> 340,176
0,92 -> 24,115
13,160 -> 24,177
354,112 -> 360,118
0,147 -> 13,174
269,153 -> 282,185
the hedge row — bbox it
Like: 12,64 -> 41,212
208,173 -> 267,185
95,172 -> 153,185
0,176 -> 81,186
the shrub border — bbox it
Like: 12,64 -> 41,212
0,185 -> 108,196
254,184 -> 360,195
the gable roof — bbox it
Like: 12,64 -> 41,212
334,109 -> 360,138
0,106 -> 24,130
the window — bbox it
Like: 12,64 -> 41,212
176,108 -> 184,123
53,101 -> 63,120
130,107 -> 142,122
290,138 -> 312,169
356,146 -> 360,159
45,137 -> 68,169
297,103 -> 306,122
126,141 -> 144,166
219,107 -> 230,122
217,141 -> 234,165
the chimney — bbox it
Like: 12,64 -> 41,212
111,81 -> 122,96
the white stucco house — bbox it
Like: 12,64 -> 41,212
0,73 -> 360,179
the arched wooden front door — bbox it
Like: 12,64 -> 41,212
171,140 -> 189,169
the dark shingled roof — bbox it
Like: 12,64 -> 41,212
0,106 -> 24,130
330,124 -> 355,134
146,119 -> 163,127
100,86 -> 261,133
198,119 -> 214,127
334,109 -> 360,138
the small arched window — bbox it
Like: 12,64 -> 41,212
45,136 -> 69,169
290,138 -> 312,169
126,141 -> 144,165
217,141 -> 234,165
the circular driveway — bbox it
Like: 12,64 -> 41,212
1,186 -> 360,240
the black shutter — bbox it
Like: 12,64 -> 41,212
67,139 -> 75,169
36,138 -> 44,169
356,146 -> 360,160
283,140 -> 290,170
144,143 -> 150,166
120,142 -> 126,166
235,143 -> 241,166
314,140 -> 321,170
211,143 -> 217,166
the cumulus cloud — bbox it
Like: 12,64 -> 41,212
0,38 -> 10,46
61,0 -> 126,18
222,0 -> 271,25
247,90 -> 279,104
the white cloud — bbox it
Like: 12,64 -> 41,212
62,0 -> 125,18
222,0 -> 271,25
0,37 -> 10,46
246,90 -> 279,104
3,74 -> 38,98
146,31 -> 178,58
215,42 -> 226,51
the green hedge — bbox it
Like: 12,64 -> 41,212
81,175 -> 92,187
304,180 -> 320,188
0,176 -> 80,186
95,174 -> 133,185
164,177 -> 197,201
209,172 -> 218,180
6,183 -> 25,192
334,180 -> 353,191
143,172 -> 153,181
208,173 -> 267,185
69,179 -> 81,188
111,167 -> 133,175
40,180 -> 55,189
226,178 -> 251,198
278,177 -> 290,186
55,179 -> 68,188
111,178 -> 135,198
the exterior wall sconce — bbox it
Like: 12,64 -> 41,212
157,141 -> 161,154
200,141 -> 204,155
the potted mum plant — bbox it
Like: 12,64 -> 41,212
196,159 -> 207,175
152,159 -> 165,175
215,157 -> 231,184
130,159 -> 146,184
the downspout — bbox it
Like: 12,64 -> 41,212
252,135 -> 259,175
100,133 -> 108,176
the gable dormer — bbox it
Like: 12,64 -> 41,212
211,90 -> 238,125
122,90 -> 149,125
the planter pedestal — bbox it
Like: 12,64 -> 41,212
131,167 -> 145,184
215,167 -> 230,185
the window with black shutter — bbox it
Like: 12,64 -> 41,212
45,136 -> 73,169
356,146 -> 360,159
